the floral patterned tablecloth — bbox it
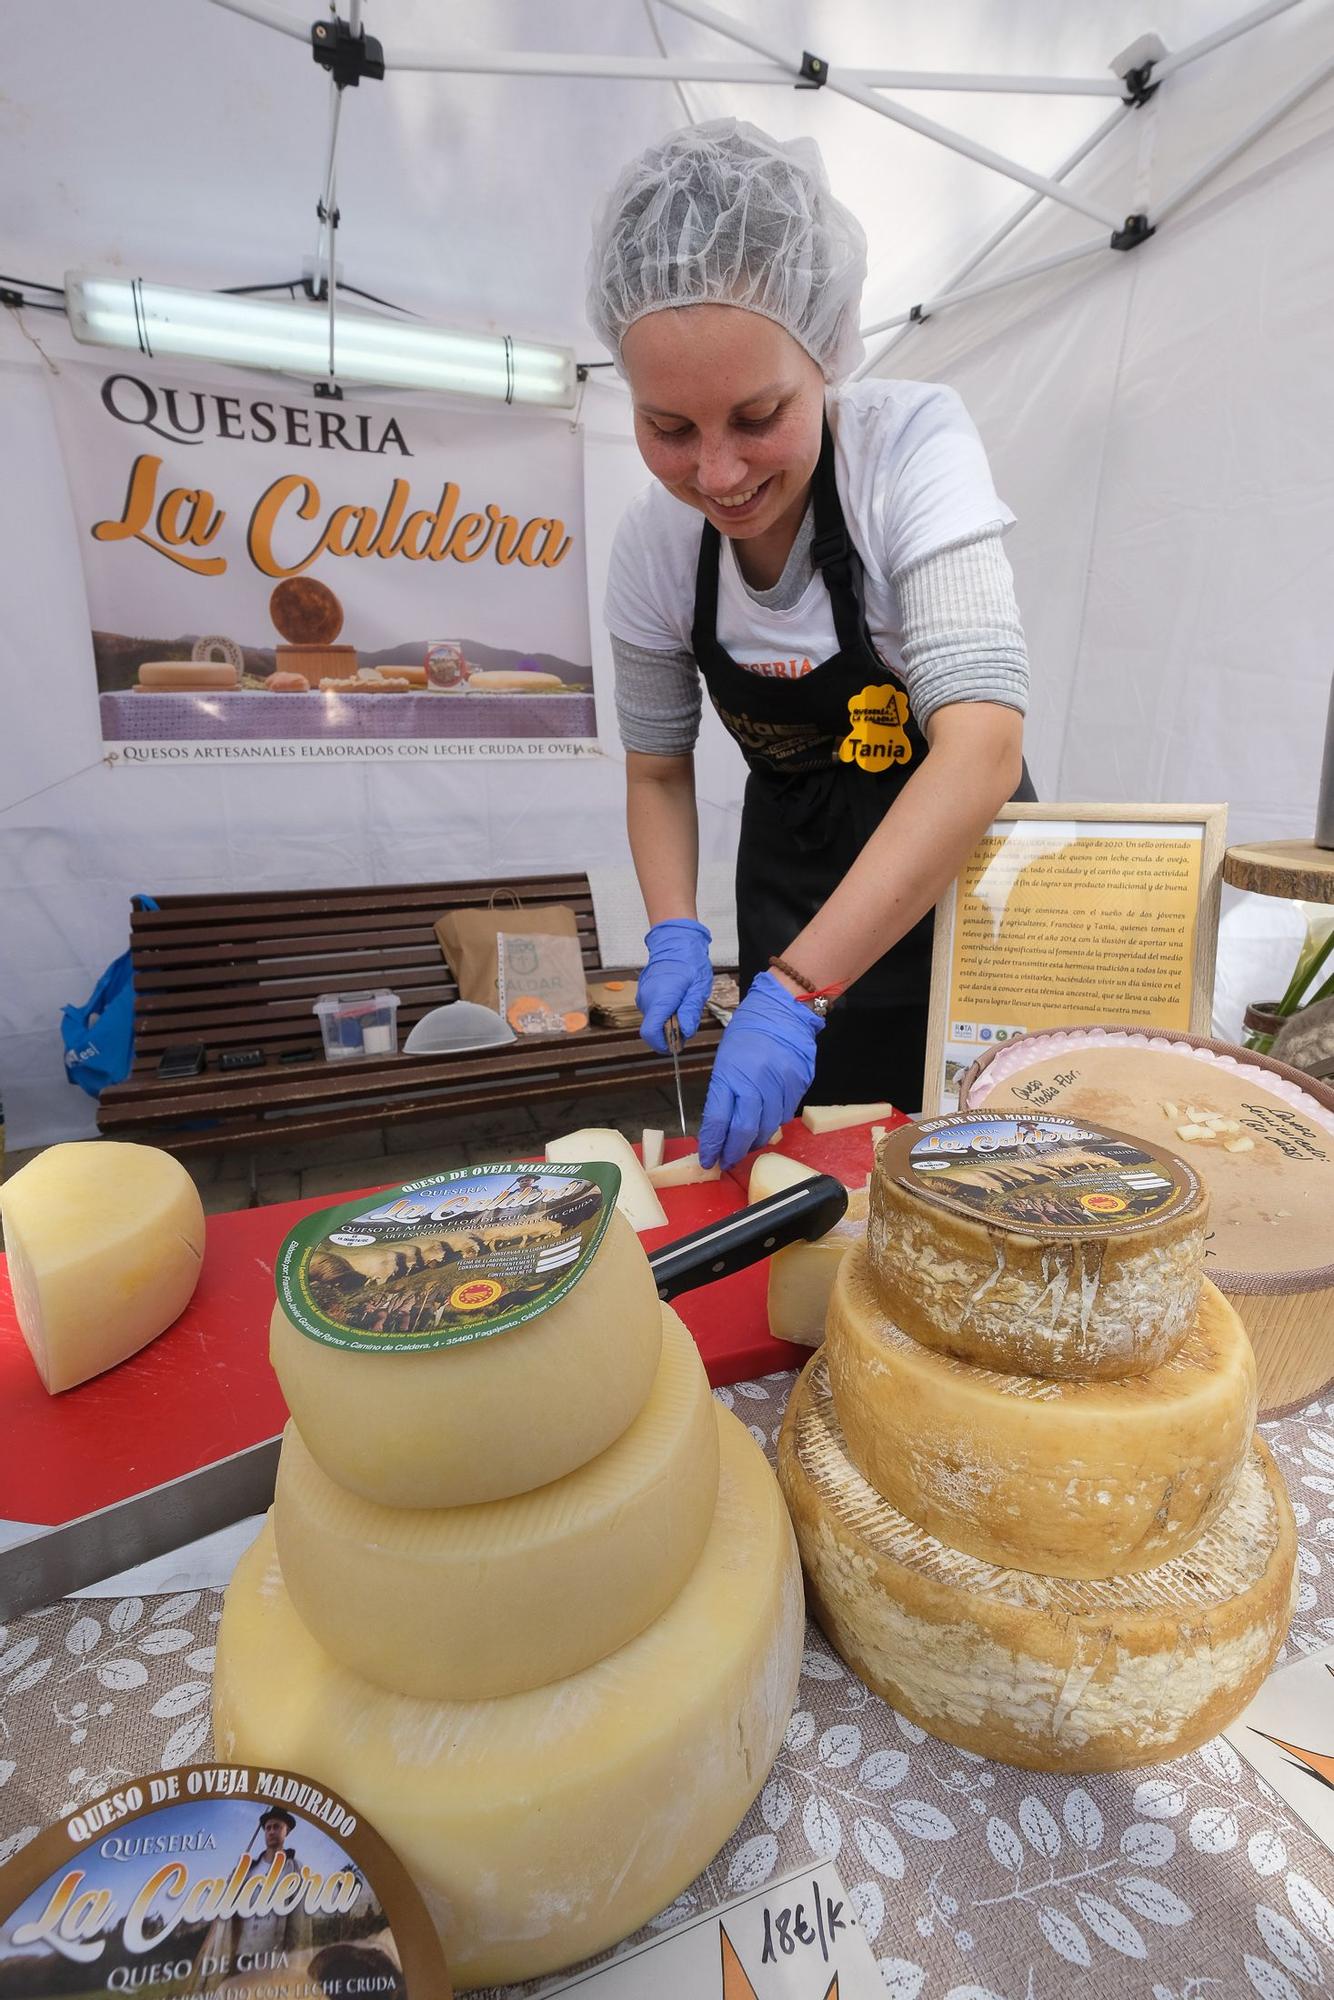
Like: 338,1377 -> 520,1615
3,1370 -> 1332,2000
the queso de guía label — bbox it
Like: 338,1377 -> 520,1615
0,1762 -> 449,1997
889,1112 -> 1200,1235
276,1162 -> 620,1353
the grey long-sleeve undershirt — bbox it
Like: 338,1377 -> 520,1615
612,518 -> 1029,757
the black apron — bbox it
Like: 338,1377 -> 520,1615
691,413 -> 1035,1105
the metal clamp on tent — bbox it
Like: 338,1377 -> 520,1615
1120,60 -> 1162,108
797,51 -> 828,89
311,14 -> 384,89
1110,212 -> 1156,252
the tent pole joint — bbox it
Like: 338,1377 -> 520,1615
908,303 -> 930,325
1120,61 -> 1162,108
796,50 -> 828,89
310,14 -> 384,89
1110,211 -> 1156,251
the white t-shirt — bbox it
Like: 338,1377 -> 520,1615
603,377 -> 1013,684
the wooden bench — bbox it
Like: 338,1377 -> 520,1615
97,874 -> 725,1163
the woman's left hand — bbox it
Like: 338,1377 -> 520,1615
697,971 -> 824,1171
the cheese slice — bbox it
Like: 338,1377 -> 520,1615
274,1310 -> 719,1700
646,1152 -> 721,1189
801,1103 -> 896,1135
869,1113 -> 1208,1379
0,1142 -> 205,1393
766,1189 -> 868,1348
544,1129 -> 668,1231
641,1127 -> 666,1173
826,1247 -> 1257,1576
215,1410 -> 804,1989
779,1355 -> 1295,1773
270,1209 -> 662,1508
747,1153 -> 818,1204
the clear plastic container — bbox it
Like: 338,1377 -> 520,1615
313,990 -> 401,1062
403,1001 -> 516,1055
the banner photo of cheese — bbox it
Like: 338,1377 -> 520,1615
961,1024 -> 1334,1413
52,360 -> 598,762
0,1141 -> 204,1393
221,1160 -> 804,1984
778,1110 -> 1297,1771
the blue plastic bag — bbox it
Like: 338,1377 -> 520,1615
62,896 -> 159,1099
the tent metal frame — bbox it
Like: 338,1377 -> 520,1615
208,0 -> 1322,373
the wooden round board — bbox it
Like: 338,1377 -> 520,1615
1223,838 -> 1334,904
960,1026 -> 1334,1414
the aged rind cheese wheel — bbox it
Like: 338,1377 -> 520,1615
778,1355 -> 1296,1773
215,1410 -> 804,1989
869,1112 -> 1208,1379
273,1309 -> 720,1699
269,1208 -> 662,1508
137,660 -> 238,690
826,1246 -> 1257,1577
961,1026 -> 1334,1414
0,1142 -> 205,1394
270,575 -> 344,644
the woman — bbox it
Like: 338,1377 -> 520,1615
587,120 -> 1034,1169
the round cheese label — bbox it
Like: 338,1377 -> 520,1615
277,1161 -> 620,1353
0,1761 -> 450,1996
886,1112 -> 1200,1235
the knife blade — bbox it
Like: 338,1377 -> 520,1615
0,1178 -> 849,1619
665,1013 -> 688,1136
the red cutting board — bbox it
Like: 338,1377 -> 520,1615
0,1153 -> 810,1529
729,1111 -> 912,1195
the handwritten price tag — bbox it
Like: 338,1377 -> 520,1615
543,1864 -> 884,1997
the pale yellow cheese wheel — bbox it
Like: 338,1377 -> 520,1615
0,1142 -> 205,1393
269,1209 -> 662,1508
826,1246 -> 1257,1577
273,1309 -> 719,1698
215,1410 -> 804,1989
778,1355 -> 1296,1773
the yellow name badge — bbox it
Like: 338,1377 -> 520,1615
837,685 -> 913,772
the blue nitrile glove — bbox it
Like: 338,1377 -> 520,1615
636,919 -> 714,1055
698,970 -> 824,1171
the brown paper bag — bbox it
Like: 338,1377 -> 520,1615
434,901 -> 583,1016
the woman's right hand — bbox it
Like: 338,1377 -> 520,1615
636,919 -> 714,1053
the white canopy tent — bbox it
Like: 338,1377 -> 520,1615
1,0 -> 1329,1146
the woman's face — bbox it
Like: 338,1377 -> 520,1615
621,306 -> 825,541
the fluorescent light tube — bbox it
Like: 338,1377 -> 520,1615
64,273 -> 577,408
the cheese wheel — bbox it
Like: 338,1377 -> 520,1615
269,1209 -> 662,1508
779,1356 -> 1296,1772
0,1142 -> 205,1394
961,1026 -> 1334,1413
466,669 -> 564,691
273,1310 -> 719,1699
137,660 -> 237,689
826,1247 -> 1257,1576
766,1188 -> 868,1348
215,1410 -> 804,1988
869,1113 -> 1208,1379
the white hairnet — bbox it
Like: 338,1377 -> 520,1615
587,118 -> 867,382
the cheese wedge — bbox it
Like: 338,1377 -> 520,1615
1,1142 -> 205,1393
779,1356 -> 1295,1773
766,1189 -> 868,1348
544,1129 -> 667,1231
641,1127 -> 665,1172
270,1209 -> 661,1508
273,1311 -> 719,1699
646,1152 -> 721,1188
215,1410 -> 804,1988
801,1103 -> 896,1135
826,1247 -> 1257,1576
869,1113 -> 1208,1379
747,1153 -> 818,1204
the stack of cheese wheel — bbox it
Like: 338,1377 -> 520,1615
779,1111 -> 1298,1773
213,1171 -> 804,1989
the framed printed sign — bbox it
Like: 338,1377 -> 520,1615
923,803 -> 1227,1113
